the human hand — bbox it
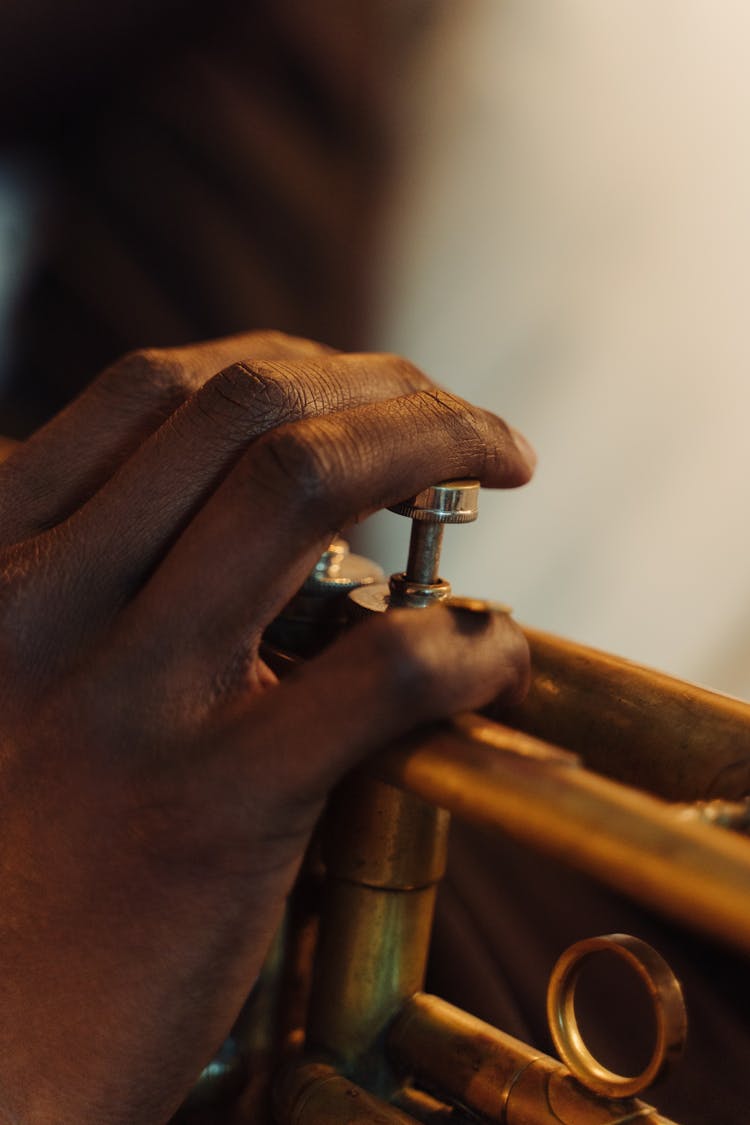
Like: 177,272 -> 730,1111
0,331 -> 534,1123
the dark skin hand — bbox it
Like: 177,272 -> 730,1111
0,331 -> 534,1124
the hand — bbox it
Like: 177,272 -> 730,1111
0,331 -> 534,1123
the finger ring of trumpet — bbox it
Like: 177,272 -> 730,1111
546,933 -> 688,1098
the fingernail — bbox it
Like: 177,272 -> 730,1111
510,426 -> 537,472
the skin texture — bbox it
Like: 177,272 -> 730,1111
0,331 -> 534,1124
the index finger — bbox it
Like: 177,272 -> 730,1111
122,388 -> 534,710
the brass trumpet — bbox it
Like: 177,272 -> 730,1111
181,481 -> 750,1125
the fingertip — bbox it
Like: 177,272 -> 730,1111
497,620 -> 532,705
479,415 -> 537,488
355,601 -> 531,721
508,426 -> 537,480
442,602 -> 531,707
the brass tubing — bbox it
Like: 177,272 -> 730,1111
496,627 -> 750,801
306,777 -> 448,1097
321,773 -> 449,889
546,935 -> 687,1100
376,717 -> 750,955
389,993 -> 677,1125
274,1061 -> 418,1124
306,880 -> 438,1086
391,1086 -> 461,1123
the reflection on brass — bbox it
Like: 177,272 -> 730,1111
676,796 -> 750,832
390,1086 -> 458,1123
447,595 -> 513,616
321,772 -> 449,890
260,496 -> 749,1125
377,715 -> 750,956
306,776 -> 448,1098
451,710 -> 578,765
547,935 -> 687,1098
388,993 -> 675,1124
496,626 -> 750,801
275,1061 -> 417,1124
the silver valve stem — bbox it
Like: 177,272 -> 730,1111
388,479 -> 480,608
406,521 -> 444,586
392,479 -> 480,585
346,479 -> 480,617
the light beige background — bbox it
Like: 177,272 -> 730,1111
364,0 -> 750,697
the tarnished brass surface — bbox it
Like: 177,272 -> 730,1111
451,711 -> 578,766
323,774 -> 449,889
390,1087 -> 459,1123
546,935 -> 687,1098
275,1061 -> 417,1124
389,993 -> 676,1125
495,627 -> 750,801
306,777 -> 447,1096
306,879 -> 438,1090
376,716 -> 750,954
260,520 -> 724,1125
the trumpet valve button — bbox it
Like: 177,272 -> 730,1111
389,479 -> 480,525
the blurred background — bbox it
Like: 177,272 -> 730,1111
366,0 -> 750,698
2,0 -> 750,697
3,6 -> 750,1121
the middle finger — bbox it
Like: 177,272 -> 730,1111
121,388 -> 534,714
27,353 -> 433,656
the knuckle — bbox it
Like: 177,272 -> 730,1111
415,387 -> 491,465
419,386 -> 480,428
249,422 -> 340,513
200,361 -> 305,435
95,347 -> 193,415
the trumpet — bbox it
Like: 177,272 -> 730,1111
179,481 -> 750,1125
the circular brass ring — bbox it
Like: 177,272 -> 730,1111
546,933 -> 687,1099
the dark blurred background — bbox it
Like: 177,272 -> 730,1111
0,0 -> 423,435
2,5 -> 750,1122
